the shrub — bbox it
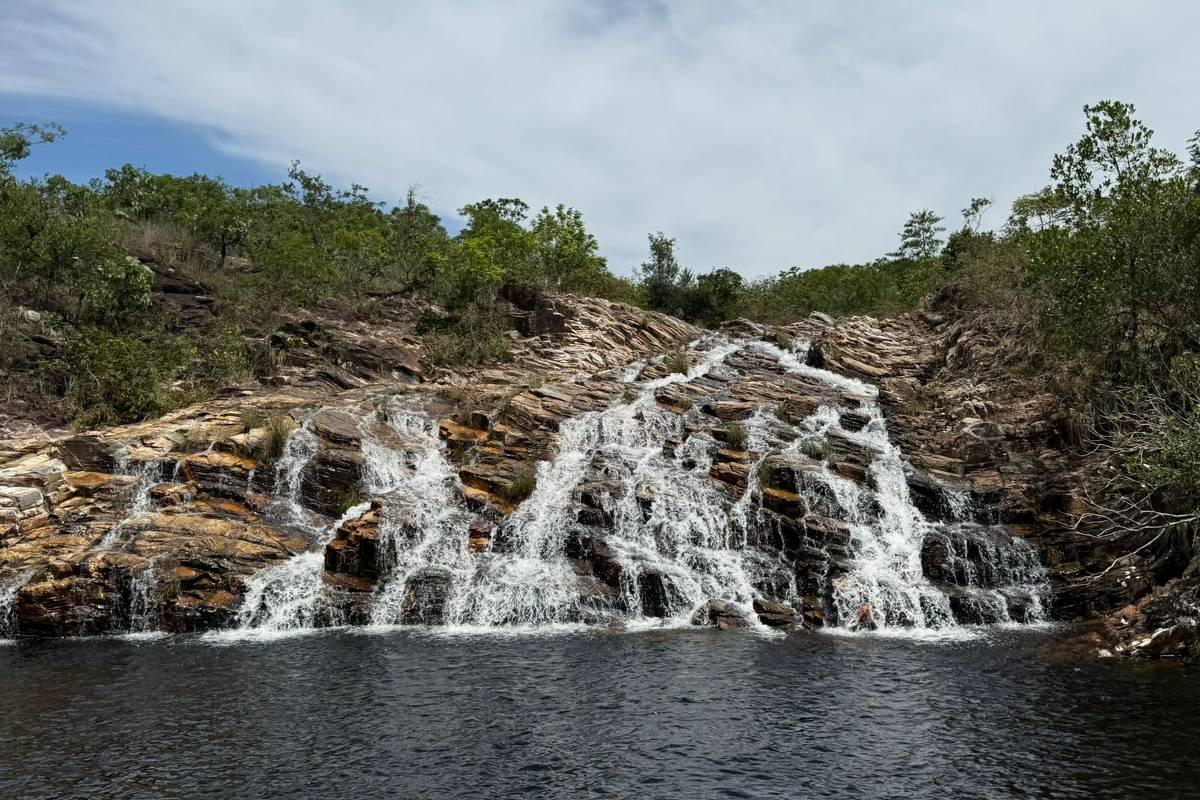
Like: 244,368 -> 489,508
263,413 -> 295,459
721,422 -> 748,451
59,328 -> 193,427
663,348 -> 689,375
419,306 -> 513,368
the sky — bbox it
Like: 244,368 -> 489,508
2,1 -> 1199,278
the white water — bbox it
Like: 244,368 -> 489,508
0,570 -> 32,638
268,420 -> 322,532
765,338 -> 1049,631
98,451 -> 164,549
368,410 -> 475,626
233,416 -> 375,634
446,338 -> 752,627
127,561 -> 159,633
210,333 -> 1047,638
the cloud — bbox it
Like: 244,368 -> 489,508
3,0 -> 1199,276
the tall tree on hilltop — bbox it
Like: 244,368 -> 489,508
890,209 -> 946,261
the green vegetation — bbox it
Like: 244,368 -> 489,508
721,422 -> 748,451
6,99 -> 1200,563
662,347 -> 690,375
0,125 -> 631,426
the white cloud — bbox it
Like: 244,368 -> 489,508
3,0 -> 1199,276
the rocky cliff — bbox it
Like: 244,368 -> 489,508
1,283 -> 1192,658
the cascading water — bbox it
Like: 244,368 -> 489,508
216,332 -> 1047,638
0,570 -> 32,639
126,562 -> 160,635
816,404 -> 960,629
367,411 -> 475,626
444,338 -> 753,627
268,420 -> 322,532
762,336 -> 1049,632
98,451 -> 164,549
234,416 -> 375,633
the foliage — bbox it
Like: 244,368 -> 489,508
0,123 -> 630,425
418,306 -> 514,368
889,209 -> 946,260
721,422 -> 748,451
58,328 -> 194,427
663,347 -> 689,375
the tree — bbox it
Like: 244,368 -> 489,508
1025,100 -> 1195,364
961,197 -> 992,232
0,122 -> 64,176
530,204 -> 607,291
684,268 -> 744,327
388,187 -> 449,289
890,209 -> 946,261
638,232 -> 686,313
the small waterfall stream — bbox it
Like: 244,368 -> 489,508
234,416 -> 373,633
446,339 -> 748,626
0,570 -> 32,638
98,452 -> 164,549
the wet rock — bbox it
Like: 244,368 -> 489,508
400,568 -> 453,625
300,447 -> 363,518
637,570 -> 681,618
56,435 -> 116,472
690,598 -> 751,630
325,505 -> 382,579
939,584 -> 1009,625
567,533 -> 623,588
311,409 -> 363,446
752,597 -> 799,627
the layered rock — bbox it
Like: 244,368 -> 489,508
0,285 -> 702,636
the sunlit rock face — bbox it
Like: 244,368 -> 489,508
1,289 -> 1061,641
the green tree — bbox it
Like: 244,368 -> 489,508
683,268 -> 743,327
638,232 -> 686,314
1023,101 -> 1197,364
890,209 -> 945,260
0,122 -> 64,175
530,204 -> 607,291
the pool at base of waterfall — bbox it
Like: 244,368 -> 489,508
2,626 -> 1198,799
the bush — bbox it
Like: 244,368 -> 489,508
721,422 -> 748,451
59,328 -> 194,427
663,348 -> 689,375
418,306 -> 513,368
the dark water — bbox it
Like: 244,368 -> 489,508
1,626 -> 1197,800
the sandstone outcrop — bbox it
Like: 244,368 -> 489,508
0,282 -> 1172,657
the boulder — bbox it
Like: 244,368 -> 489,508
752,597 -> 799,627
691,598 -> 751,630
637,570 -> 680,618
401,568 -> 453,625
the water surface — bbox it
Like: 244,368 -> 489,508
1,627 -> 1195,799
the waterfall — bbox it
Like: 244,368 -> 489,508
98,451 -> 164,549
762,337 -> 1049,632
233,416 -> 377,633
212,332 -> 1047,637
269,420 -> 322,532
818,404 -> 960,628
444,338 -> 748,627
0,570 -> 32,639
126,561 -> 161,635
367,410 -> 474,625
